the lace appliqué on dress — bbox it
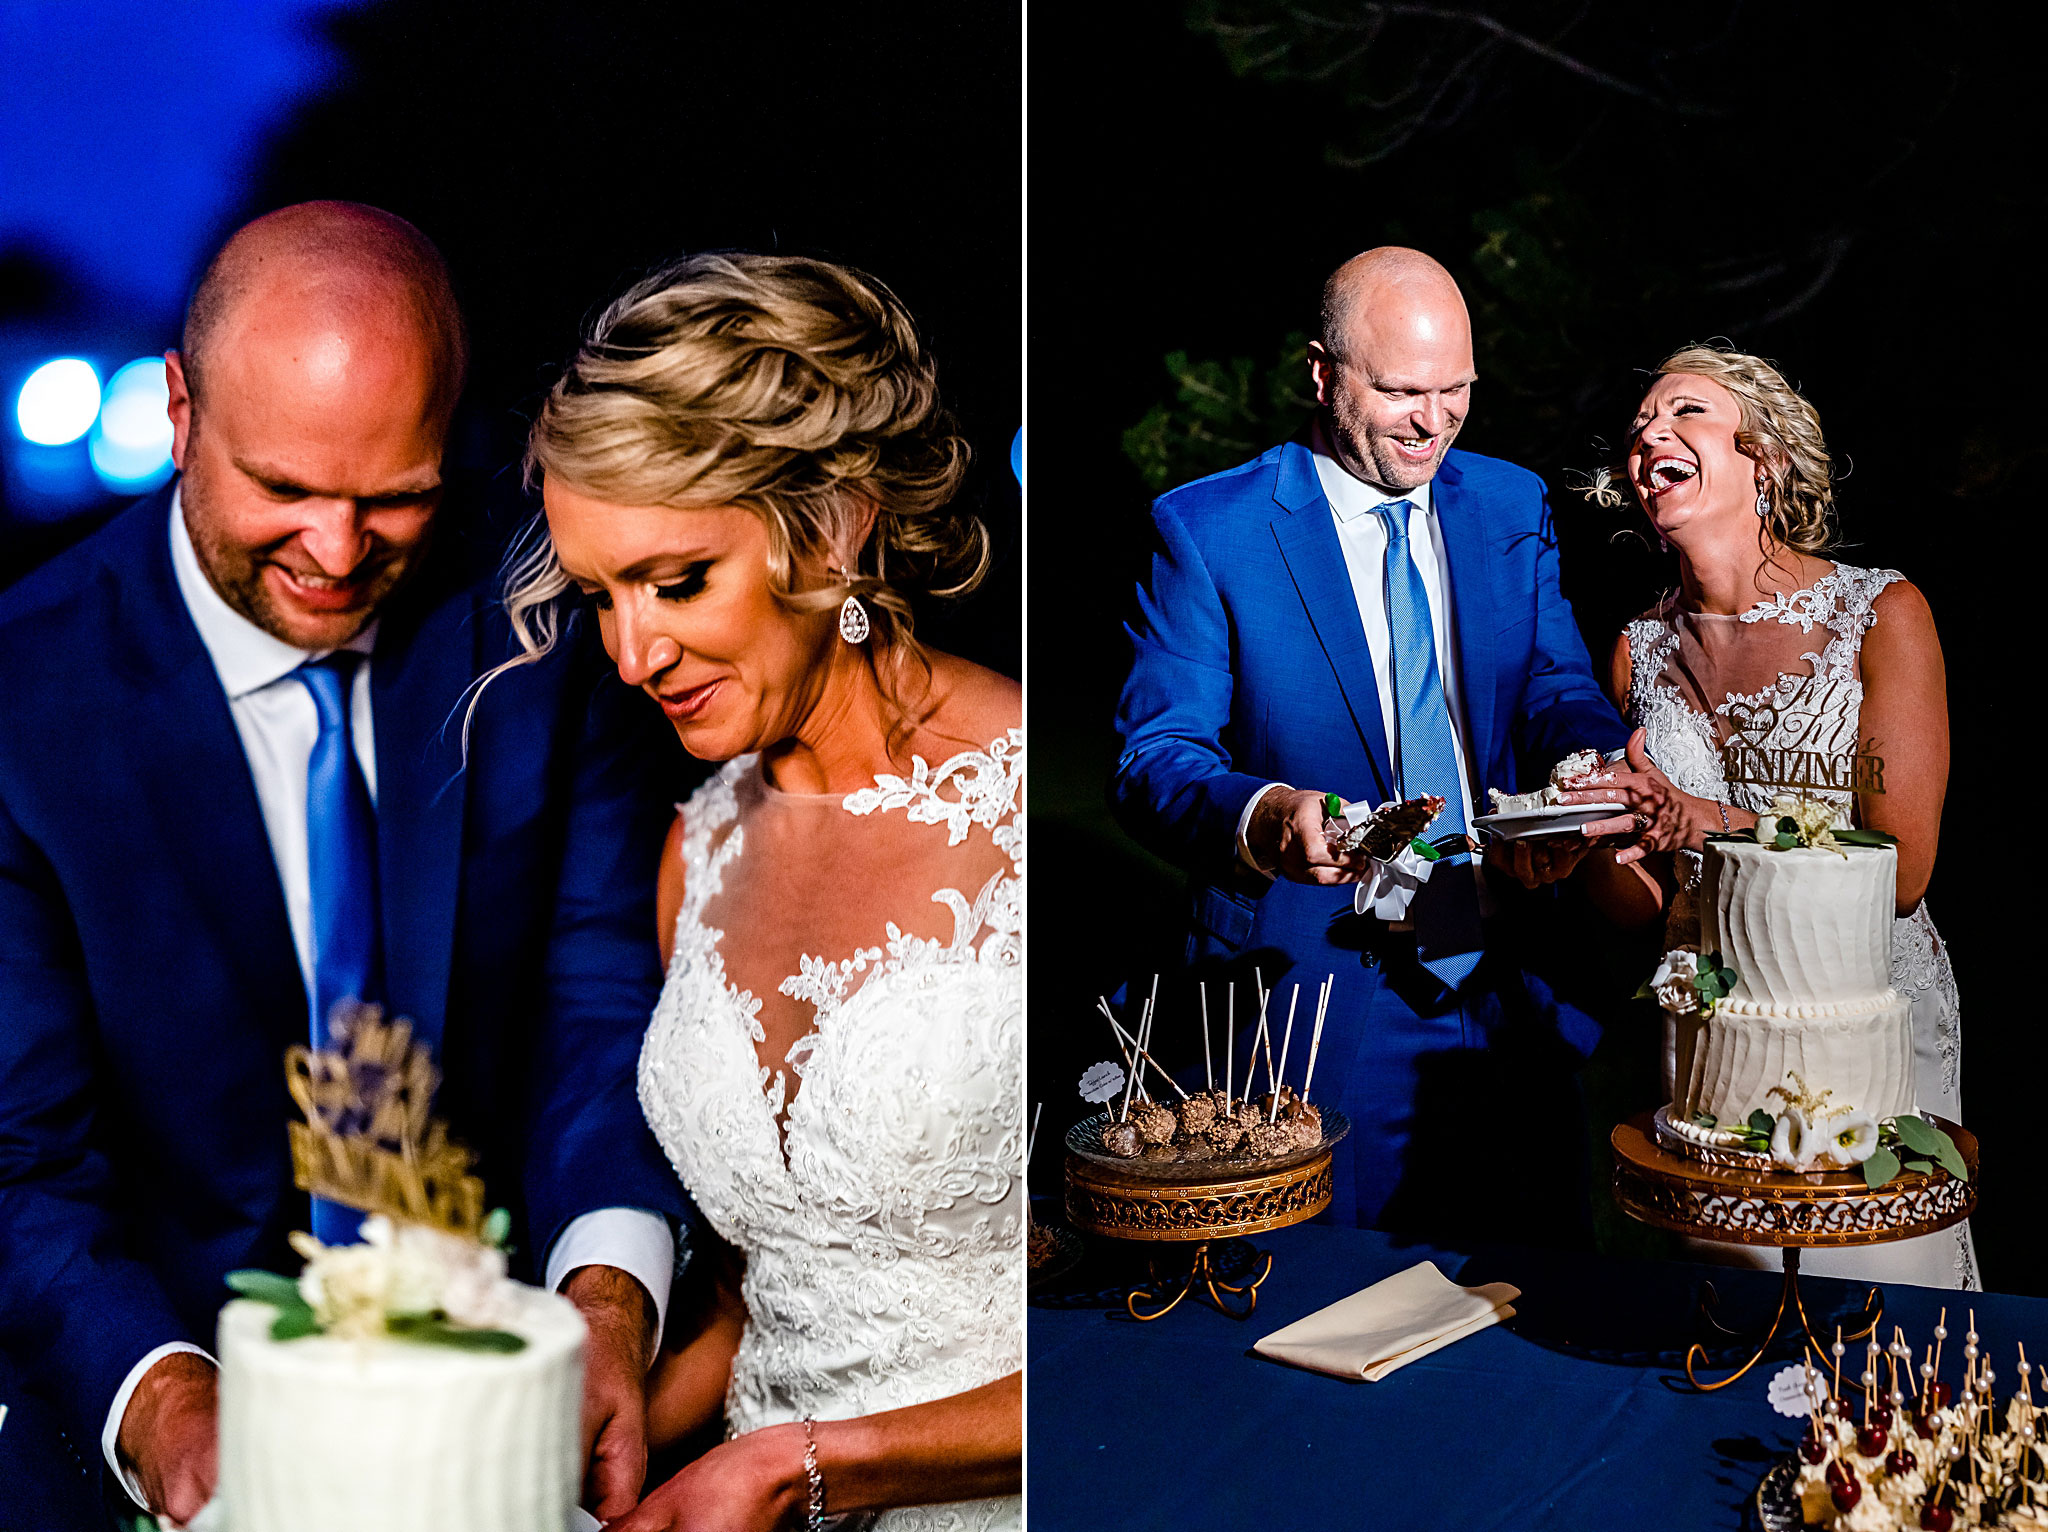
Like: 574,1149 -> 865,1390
639,731 -> 1024,1531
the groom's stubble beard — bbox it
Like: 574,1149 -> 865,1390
180,421 -> 428,650
1323,371 -> 1464,495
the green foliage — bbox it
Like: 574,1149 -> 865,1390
1892,1115 -> 1968,1180
482,1206 -> 513,1250
1122,333 -> 1316,494
1695,951 -> 1738,1007
227,1268 -> 322,1341
1863,1146 -> 1901,1190
386,1314 -> 527,1353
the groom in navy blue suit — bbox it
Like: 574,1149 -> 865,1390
0,205 -> 695,1529
1113,248 -> 1629,1237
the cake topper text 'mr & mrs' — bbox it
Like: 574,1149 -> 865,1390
1719,676 -> 1886,796
285,1002 -> 487,1238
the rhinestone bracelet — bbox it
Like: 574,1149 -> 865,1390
802,1415 -> 825,1531
1717,801 -> 1732,832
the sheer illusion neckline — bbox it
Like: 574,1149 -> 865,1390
1658,561 -> 1843,623
687,727 -> 1024,1174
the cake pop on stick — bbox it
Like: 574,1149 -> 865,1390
1270,985 -> 1300,1123
1199,981 -> 1213,1092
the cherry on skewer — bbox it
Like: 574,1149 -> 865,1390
1886,1445 -> 1918,1477
1825,1459 -> 1862,1512
1857,1421 -> 1889,1458
1919,1501 -> 1954,1532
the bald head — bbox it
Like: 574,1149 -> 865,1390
1309,246 -> 1476,491
167,203 -> 464,650
1318,246 -> 1468,364
181,201 -> 466,411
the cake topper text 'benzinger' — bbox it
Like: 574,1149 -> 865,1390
285,1002 -> 487,1238
1719,676 -> 1886,795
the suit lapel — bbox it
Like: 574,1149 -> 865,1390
115,494 -> 305,1056
370,575 -> 477,1058
1268,443 -> 1395,800
1431,460 -> 1500,791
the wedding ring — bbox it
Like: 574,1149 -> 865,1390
1632,812 -> 1650,834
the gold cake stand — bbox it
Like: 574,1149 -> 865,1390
1063,1149 -> 1334,1321
1611,1112 -> 1978,1391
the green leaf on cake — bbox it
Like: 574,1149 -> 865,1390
482,1206 -> 513,1249
1862,1147 -> 1901,1189
386,1313 -> 526,1352
1691,1111 -> 1718,1129
1746,1109 -> 1775,1136
1773,830 -> 1799,850
269,1306 -> 322,1341
1831,829 -> 1901,847
1902,1158 -> 1934,1176
1893,1115 -> 1941,1156
226,1269 -> 304,1307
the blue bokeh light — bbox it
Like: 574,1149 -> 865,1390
88,357 -> 175,490
16,358 -> 102,446
1010,426 -> 1022,487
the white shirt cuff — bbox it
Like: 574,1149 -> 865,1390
1236,782 -> 1292,878
544,1208 -> 676,1355
105,1340 -> 215,1508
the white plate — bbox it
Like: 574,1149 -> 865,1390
1471,802 -> 1627,839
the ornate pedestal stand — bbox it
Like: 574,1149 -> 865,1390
1063,1151 -> 1333,1321
1611,1112 -> 1978,1391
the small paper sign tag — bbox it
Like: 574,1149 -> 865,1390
1766,1363 -> 1815,1419
1078,1060 -> 1125,1104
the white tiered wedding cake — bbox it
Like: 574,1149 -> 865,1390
1647,803 -> 1963,1178
217,1226 -> 585,1532
1676,839 -> 1916,1131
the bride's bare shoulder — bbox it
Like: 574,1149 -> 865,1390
915,652 -> 1021,755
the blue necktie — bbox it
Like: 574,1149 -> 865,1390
295,652 -> 380,1243
1375,500 -> 1482,989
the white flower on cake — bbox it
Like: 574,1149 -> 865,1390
1753,792 -> 1848,855
1769,1105 -> 1814,1171
1648,949 -> 1702,1015
291,1216 -> 520,1341
1819,1110 -> 1880,1169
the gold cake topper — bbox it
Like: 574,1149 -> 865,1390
285,1002 -> 486,1238
1718,679 -> 1886,796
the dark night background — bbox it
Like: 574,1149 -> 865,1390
1028,2 -> 2043,1292
1,0 -> 1020,676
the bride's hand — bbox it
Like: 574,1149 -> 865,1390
1552,728 -> 1719,865
604,1424 -> 804,1532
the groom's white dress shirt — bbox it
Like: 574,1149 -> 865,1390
104,491 -> 673,1501
1235,453 -> 1479,873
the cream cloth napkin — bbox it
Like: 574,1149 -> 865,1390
1254,1261 -> 1520,1382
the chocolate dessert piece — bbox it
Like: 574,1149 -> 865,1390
1102,1121 -> 1143,1157
1175,1095 -> 1217,1137
1133,1102 -> 1178,1145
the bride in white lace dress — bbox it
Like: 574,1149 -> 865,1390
1562,346 -> 1974,1290
511,253 -> 1022,1529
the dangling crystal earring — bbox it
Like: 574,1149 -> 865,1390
1755,486 -> 1770,519
837,592 -> 871,644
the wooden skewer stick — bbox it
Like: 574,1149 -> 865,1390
1245,983 -> 1273,1107
1200,981 -> 1213,1092
1109,1018 -> 1190,1100
1934,1307 -> 1947,1393
1253,995 -> 1269,1097
1896,1326 -> 1918,1401
1111,993 -> 1147,1120
1833,1325 -> 1844,1403
1225,982 -> 1235,1104
1301,976 -> 1332,1105
1271,984 -> 1301,1123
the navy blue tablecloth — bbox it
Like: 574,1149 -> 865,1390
1027,1223 -> 2037,1531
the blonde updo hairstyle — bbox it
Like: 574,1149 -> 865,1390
1585,344 -> 1837,553
498,251 -> 984,708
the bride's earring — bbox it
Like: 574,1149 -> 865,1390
838,592 -> 871,645
1755,484 -> 1771,519
828,567 -> 871,644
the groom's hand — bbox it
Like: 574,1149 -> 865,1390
566,1263 -> 659,1522
1246,788 -> 1373,885
116,1351 -> 218,1526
